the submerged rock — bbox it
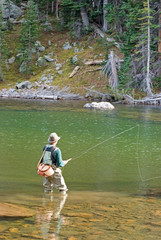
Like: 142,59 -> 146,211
0,202 -> 35,218
84,102 -> 115,110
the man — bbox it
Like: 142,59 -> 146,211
42,132 -> 72,194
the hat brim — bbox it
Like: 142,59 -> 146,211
48,137 -> 60,143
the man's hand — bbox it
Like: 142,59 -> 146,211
63,158 -> 72,165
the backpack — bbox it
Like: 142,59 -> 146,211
37,146 -> 56,177
42,146 -> 57,165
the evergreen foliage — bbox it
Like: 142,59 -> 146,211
0,0 -> 160,96
61,0 -> 81,27
0,4 -> 10,81
105,0 -> 160,94
19,0 -> 39,73
5,0 -> 14,30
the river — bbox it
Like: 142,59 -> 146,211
0,99 -> 161,239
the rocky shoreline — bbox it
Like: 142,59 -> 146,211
0,81 -> 83,101
1,80 -> 161,106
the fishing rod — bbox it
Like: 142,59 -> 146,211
71,125 -> 140,161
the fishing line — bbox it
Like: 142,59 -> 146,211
70,124 -> 161,182
136,124 -> 144,182
135,124 -> 161,182
71,125 -> 139,160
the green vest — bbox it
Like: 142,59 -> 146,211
43,145 -> 57,165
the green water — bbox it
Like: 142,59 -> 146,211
1,99 -> 161,240
0,99 -> 161,195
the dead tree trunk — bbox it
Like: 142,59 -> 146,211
145,0 -> 153,97
110,50 -> 119,90
56,0 -> 59,19
158,1 -> 161,59
51,1 -> 54,14
102,0 -> 108,32
80,5 -> 89,28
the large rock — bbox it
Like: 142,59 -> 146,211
55,63 -> 62,70
2,0 -> 24,19
8,56 -> 15,64
44,55 -> 54,62
36,57 -> 48,67
35,41 -> 45,52
0,202 -> 35,218
62,42 -> 72,50
84,102 -> 115,110
16,81 -> 32,89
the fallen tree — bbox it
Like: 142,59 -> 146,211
69,66 -> 80,78
84,87 -> 161,105
92,24 -> 120,49
133,94 -> 161,105
85,60 -> 104,65
84,87 -> 113,101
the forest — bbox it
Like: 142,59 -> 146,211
0,0 -> 161,102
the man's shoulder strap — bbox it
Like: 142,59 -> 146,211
51,146 -> 57,153
51,146 -> 58,162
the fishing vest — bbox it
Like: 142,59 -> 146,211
43,145 -> 57,165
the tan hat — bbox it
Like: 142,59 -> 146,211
48,132 -> 60,143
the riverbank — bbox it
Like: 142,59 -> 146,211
0,80 -> 82,101
1,81 -> 161,105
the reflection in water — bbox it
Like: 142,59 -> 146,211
36,193 -> 68,240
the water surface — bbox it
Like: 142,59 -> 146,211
0,99 -> 161,239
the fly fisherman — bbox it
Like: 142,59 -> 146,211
42,132 -> 72,194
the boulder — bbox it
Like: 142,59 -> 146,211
2,1 -> 24,19
44,55 -> 54,62
55,63 -> 62,70
84,102 -> 115,110
62,42 -> 72,50
16,81 -> 32,89
36,57 -> 47,67
8,56 -> 15,64
42,21 -> 53,32
35,41 -> 45,52
71,55 -> 78,65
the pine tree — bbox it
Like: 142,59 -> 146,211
0,3 -> 9,81
19,0 -> 39,73
135,0 -> 153,96
0,4 -> 3,81
5,0 -> 13,30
